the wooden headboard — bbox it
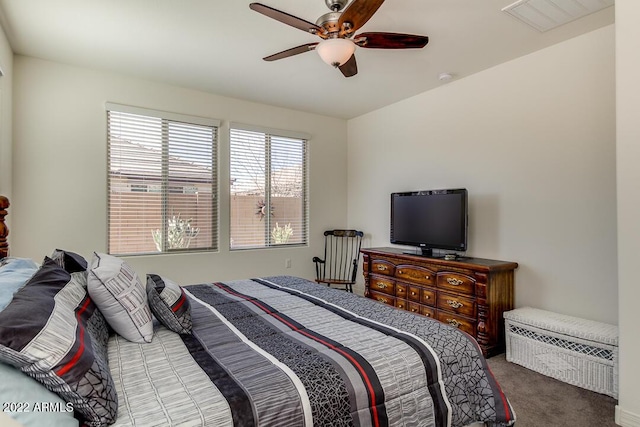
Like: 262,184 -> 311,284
0,195 -> 9,259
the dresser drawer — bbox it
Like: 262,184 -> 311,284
369,275 -> 395,295
437,291 -> 476,318
395,265 -> 435,286
395,282 -> 407,299
369,290 -> 395,306
371,259 -> 395,276
437,272 -> 475,295
394,298 -> 408,311
407,302 -> 422,315
420,305 -> 436,319
421,288 -> 436,306
407,286 -> 422,302
437,311 -> 476,336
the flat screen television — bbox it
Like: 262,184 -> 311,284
390,188 -> 468,257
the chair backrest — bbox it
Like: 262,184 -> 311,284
318,229 -> 364,284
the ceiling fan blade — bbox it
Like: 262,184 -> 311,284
263,43 -> 318,61
250,3 -> 325,37
339,54 -> 358,77
338,0 -> 385,36
355,32 -> 429,49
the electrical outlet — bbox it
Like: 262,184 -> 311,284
285,258 -> 291,268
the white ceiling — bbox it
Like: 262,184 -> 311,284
0,0 -> 614,119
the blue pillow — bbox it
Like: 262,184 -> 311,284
0,361 -> 79,427
0,258 -> 39,311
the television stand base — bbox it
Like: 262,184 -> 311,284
402,248 -> 433,257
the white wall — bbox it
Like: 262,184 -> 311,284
615,1 -> 640,425
0,21 -> 12,199
11,56 -> 349,285
347,25 -> 617,324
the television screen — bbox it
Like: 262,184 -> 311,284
390,189 -> 467,255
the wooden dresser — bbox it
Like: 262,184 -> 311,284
361,247 -> 518,357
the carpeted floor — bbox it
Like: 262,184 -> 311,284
487,353 -> 618,426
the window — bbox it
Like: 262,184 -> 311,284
230,124 -> 308,250
107,103 -> 219,255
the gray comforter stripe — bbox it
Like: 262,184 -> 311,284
109,328 -> 233,427
188,295 -> 308,427
187,283 -> 354,425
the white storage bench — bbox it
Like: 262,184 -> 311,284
504,307 -> 618,398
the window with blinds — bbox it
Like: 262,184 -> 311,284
230,125 -> 308,250
107,103 -> 219,255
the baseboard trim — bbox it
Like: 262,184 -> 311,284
616,405 -> 640,426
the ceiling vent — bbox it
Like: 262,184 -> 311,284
502,0 -> 614,32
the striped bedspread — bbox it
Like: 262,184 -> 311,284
108,276 -> 515,427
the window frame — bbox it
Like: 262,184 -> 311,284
229,122 -> 310,251
106,103 -> 220,256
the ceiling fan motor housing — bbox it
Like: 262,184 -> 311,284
316,12 -> 342,34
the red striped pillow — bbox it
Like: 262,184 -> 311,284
0,257 -> 117,426
146,274 -> 192,334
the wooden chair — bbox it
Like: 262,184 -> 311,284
313,229 -> 364,293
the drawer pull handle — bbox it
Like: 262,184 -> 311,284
376,282 -> 386,289
411,308 -> 418,312
447,319 -> 462,328
447,300 -> 464,309
425,313 -> 431,317
377,297 -> 388,303
425,275 -> 430,279
410,291 -> 416,296
424,295 -> 430,300
447,278 -> 464,286
377,265 -> 387,271
398,270 -> 403,274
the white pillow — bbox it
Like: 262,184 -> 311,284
87,252 -> 153,343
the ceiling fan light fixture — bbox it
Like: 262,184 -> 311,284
316,38 -> 355,67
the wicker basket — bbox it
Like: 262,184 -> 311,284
504,307 -> 618,398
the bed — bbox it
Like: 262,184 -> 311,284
0,196 -> 515,427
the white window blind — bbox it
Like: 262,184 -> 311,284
107,104 -> 219,255
230,125 -> 308,250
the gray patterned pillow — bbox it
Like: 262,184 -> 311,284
0,257 -> 117,426
146,274 -> 192,334
50,249 -> 88,273
88,253 -> 153,344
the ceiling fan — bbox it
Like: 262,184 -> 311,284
249,0 -> 429,77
